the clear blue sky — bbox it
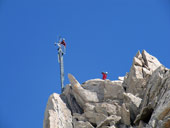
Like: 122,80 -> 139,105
0,0 -> 170,128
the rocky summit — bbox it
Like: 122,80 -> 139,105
43,50 -> 170,128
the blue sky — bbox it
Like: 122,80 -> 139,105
0,0 -> 170,128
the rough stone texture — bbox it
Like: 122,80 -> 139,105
73,120 -> 94,128
84,103 -> 95,112
82,79 -> 124,101
104,80 -> 124,101
61,84 -> 83,114
134,66 -> 170,128
68,73 -> 99,108
43,93 -> 72,128
97,115 -> 121,128
81,79 -> 105,101
73,113 -> 87,121
123,50 -> 162,98
94,102 -> 121,116
43,50 -> 170,128
83,102 -> 122,126
142,50 -> 161,71
121,103 -> 130,126
84,111 -> 107,125
123,93 -> 142,122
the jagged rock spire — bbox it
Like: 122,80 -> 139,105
123,50 -> 162,98
43,50 -> 170,128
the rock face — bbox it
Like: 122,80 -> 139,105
82,79 -> 124,101
68,74 -> 99,108
60,84 -> 83,114
123,93 -> 142,122
134,66 -> 170,128
43,50 -> 170,128
123,50 -> 161,98
43,93 -> 73,128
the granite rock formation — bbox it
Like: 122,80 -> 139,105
44,50 -> 170,128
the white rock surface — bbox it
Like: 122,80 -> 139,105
43,93 -> 72,128
82,79 -> 105,101
118,77 -> 124,81
68,74 -> 99,108
82,79 -> 124,101
142,50 -> 161,71
123,50 -> 162,98
104,80 -> 124,101
123,93 -> 142,121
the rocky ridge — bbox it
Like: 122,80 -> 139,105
43,50 -> 170,128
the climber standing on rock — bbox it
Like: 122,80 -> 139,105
102,72 -> 108,80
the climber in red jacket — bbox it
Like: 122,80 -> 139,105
102,72 -> 108,80
57,38 -> 66,54
60,38 -> 66,48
